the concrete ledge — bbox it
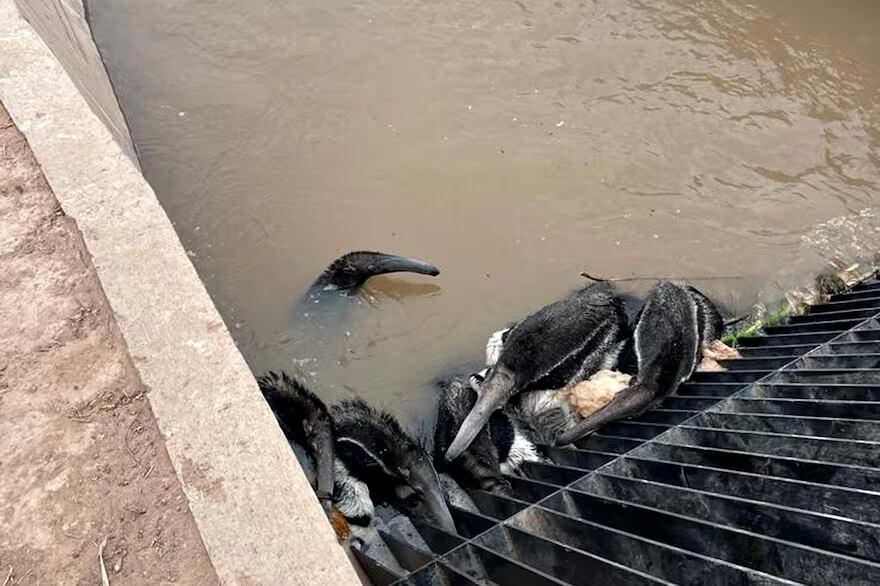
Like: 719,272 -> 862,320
0,2 -> 359,584
14,0 -> 140,167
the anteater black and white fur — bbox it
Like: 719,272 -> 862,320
296,250 -> 441,328
434,377 -> 510,495
308,250 -> 440,294
556,281 -> 724,445
445,287 -> 629,461
331,398 -> 457,533
257,371 -> 337,517
434,377 -> 546,496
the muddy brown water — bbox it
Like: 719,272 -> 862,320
88,0 -> 880,423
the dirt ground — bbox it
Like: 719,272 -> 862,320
0,102 -> 217,584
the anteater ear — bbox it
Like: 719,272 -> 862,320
336,437 -> 393,483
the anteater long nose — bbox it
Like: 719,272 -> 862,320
372,254 -> 440,277
445,378 -> 508,462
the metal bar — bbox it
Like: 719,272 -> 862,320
751,383 -> 880,401
502,475 -> 558,503
442,544 -> 571,586
580,472 -> 880,559
690,370 -> 774,383
410,520 -> 466,556
631,409 -> 699,426
849,329 -> 880,342
736,331 -> 840,347
720,396 -> 880,419
803,354 -> 880,368
661,396 -> 724,410
769,369 -> 880,385
595,421 -> 674,440
520,461 -> 589,486
571,434 -> 642,454
506,506 -> 797,585
548,489 -> 880,584
475,524 -> 671,585
791,307 -> 880,323
831,291 -> 880,303
810,296 -> 880,312
737,345 -> 813,357
764,318 -> 864,335
818,341 -> 880,355
676,382 -> 749,397
449,506 -> 497,539
395,561 -> 485,586
716,357 -> 796,370
380,531 -> 436,572
546,445 -> 620,467
615,455 -> 880,524
647,440 -> 880,491
672,426 -> 880,468
469,491 -> 529,520
353,546 -> 407,586
693,411 -> 880,442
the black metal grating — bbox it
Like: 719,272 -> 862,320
360,278 -> 880,585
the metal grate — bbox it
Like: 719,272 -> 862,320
355,278 -> 880,585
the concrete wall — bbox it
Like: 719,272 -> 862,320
0,1 -> 360,583
13,0 -> 139,166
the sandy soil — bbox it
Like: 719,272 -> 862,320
0,102 -> 217,584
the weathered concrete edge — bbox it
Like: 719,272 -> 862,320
13,0 -> 140,168
0,3 -> 360,584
